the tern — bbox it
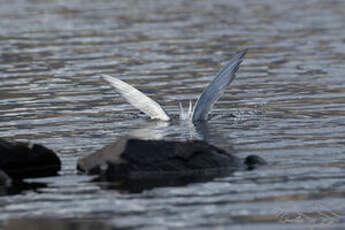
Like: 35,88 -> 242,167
102,49 -> 247,123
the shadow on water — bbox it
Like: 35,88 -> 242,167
4,218 -> 111,230
0,181 -> 47,196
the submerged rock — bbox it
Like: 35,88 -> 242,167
78,137 -> 265,183
244,154 -> 268,170
0,138 -> 61,179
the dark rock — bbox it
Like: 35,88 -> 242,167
244,155 -> 267,170
0,138 -> 61,179
77,137 -> 244,181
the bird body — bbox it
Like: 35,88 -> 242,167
102,49 -> 247,123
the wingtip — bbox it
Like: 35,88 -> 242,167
232,49 -> 248,72
101,74 -> 123,86
236,48 -> 248,59
100,73 -> 171,122
101,74 -> 113,83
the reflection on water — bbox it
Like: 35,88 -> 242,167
96,169 -> 238,194
1,0 -> 345,229
5,218 -> 111,230
0,181 -> 47,197
129,121 -> 171,140
130,120 -> 203,140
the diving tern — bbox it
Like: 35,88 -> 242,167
102,49 -> 247,123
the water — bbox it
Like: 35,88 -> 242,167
1,0 -> 345,229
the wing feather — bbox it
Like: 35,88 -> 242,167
192,49 -> 247,122
102,75 -> 170,121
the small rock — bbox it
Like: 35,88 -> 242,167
244,155 -> 267,170
0,138 -> 61,179
77,137 -> 244,181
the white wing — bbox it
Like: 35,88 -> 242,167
102,75 -> 170,121
192,49 -> 247,122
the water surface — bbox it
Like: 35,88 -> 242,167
1,0 -> 345,229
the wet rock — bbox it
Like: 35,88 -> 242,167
0,138 -> 61,179
77,137 -> 245,181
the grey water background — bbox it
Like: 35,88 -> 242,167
1,0 -> 345,229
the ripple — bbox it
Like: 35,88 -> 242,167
1,0 -> 345,229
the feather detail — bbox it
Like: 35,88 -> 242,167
192,49 -> 247,122
102,75 -> 170,121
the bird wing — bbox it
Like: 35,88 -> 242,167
192,49 -> 247,122
102,75 -> 170,121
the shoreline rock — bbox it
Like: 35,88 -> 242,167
0,138 -> 61,180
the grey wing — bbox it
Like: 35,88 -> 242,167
192,49 -> 247,122
102,75 -> 170,121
